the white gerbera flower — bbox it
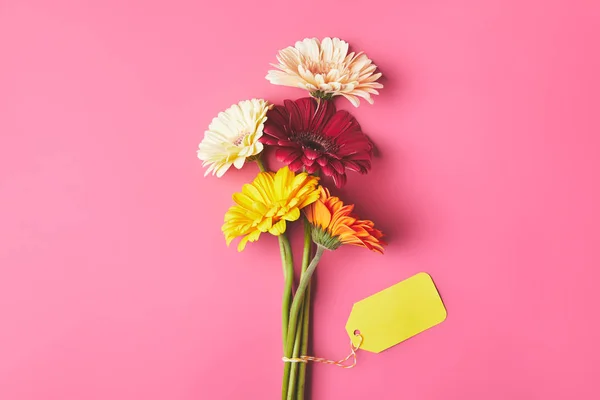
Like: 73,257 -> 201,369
266,37 -> 383,107
198,99 -> 272,177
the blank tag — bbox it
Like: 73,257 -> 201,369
345,272 -> 447,353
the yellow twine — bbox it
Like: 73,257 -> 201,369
282,334 -> 363,369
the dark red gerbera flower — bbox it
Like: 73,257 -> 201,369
261,97 -> 372,188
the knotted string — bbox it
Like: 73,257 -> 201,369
282,334 -> 363,369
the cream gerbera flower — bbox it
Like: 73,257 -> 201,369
198,99 -> 272,177
266,37 -> 383,107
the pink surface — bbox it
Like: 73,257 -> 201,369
1,1 -> 600,399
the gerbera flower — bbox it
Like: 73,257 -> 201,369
197,99 -> 272,177
222,166 -> 320,251
304,186 -> 385,253
262,97 -> 372,188
266,37 -> 383,107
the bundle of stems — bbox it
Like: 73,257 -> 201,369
256,158 -> 321,400
279,220 -> 324,400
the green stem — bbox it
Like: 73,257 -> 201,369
282,246 -> 325,400
255,157 -> 266,172
279,234 -> 294,349
287,221 -> 313,399
287,302 -> 304,400
296,221 -> 313,399
279,233 -> 295,400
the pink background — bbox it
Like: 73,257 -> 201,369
2,1 -> 600,399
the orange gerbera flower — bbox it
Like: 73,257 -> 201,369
304,187 -> 385,253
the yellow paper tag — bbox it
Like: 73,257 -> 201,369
345,272 -> 447,353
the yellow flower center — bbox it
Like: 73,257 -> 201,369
264,201 -> 290,218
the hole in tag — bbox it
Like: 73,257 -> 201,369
353,329 -> 361,336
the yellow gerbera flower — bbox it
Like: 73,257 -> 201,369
305,186 -> 386,253
222,166 -> 320,251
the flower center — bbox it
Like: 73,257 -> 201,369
305,60 -> 340,76
291,131 -> 337,153
233,131 -> 250,146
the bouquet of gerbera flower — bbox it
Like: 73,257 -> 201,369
198,37 -> 385,400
